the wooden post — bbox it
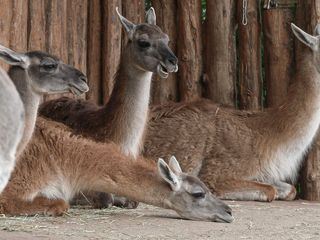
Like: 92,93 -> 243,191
101,0 -> 122,103
176,0 -> 202,102
237,0 -> 261,110
151,0 -> 178,104
66,0 -> 88,99
0,0 -> 28,71
43,0 -> 70,102
87,0 -> 103,104
28,0 -> 46,51
263,5 -> 294,107
297,0 -> 320,201
204,0 -> 236,106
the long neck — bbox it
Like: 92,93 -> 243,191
99,155 -> 171,208
9,67 -> 41,156
103,45 -> 153,158
269,50 -> 320,135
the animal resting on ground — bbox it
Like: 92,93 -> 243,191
0,44 -> 233,223
0,44 -> 88,194
41,7 -> 178,208
41,23 -> 320,202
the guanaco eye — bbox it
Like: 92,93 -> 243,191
192,192 -> 205,199
138,40 -> 151,48
41,63 -> 58,71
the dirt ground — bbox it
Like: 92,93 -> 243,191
0,200 -> 319,240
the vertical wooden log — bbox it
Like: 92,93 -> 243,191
176,0 -> 202,102
28,0 -> 46,51
9,0 -> 28,51
237,0 -> 261,110
87,0 -> 103,104
204,0 -> 236,106
151,0 -> 178,104
101,0 -> 122,103
263,7 -> 294,107
44,0 -> 70,102
298,0 -> 320,201
67,0 -> 88,99
0,0 -> 28,70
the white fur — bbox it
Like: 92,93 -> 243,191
40,175 -> 74,202
121,71 -> 152,158
222,191 -> 269,201
259,87 -> 320,183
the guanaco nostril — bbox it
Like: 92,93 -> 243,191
79,75 -> 88,83
168,57 -> 178,66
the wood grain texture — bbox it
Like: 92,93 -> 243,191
151,0 -> 178,104
263,8 -> 294,107
0,0 -> 28,71
87,0 -> 102,104
237,0 -> 261,110
101,0 -> 122,103
176,0 -> 202,102
204,0 -> 236,106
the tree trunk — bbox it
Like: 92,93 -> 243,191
43,0 -> 70,102
177,0 -> 202,102
87,0 -> 103,104
263,8 -> 294,107
67,0 -> 88,100
151,0 -> 178,104
204,0 -> 236,106
101,0 -> 122,103
0,0 -> 28,71
237,0 -> 261,110
297,0 -> 320,201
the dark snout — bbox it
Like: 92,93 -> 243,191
162,48 -> 178,73
68,67 -> 89,95
157,43 -> 178,79
213,199 -> 234,223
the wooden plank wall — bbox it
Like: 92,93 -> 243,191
1,0 -> 320,200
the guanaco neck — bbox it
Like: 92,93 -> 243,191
102,43 -> 153,158
102,158 -> 172,208
9,67 -> 41,156
255,48 -> 320,163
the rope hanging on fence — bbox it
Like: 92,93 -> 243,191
242,0 -> 248,26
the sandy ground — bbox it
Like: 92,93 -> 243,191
0,200 -> 320,240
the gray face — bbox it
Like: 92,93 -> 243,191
117,7 -> 178,79
169,175 -> 234,223
158,157 -> 233,223
129,24 -> 178,78
26,51 -> 89,95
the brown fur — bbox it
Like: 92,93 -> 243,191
39,25 -> 320,202
0,117 -> 233,222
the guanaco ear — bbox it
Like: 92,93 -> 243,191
314,24 -> 320,36
116,7 -> 136,40
0,44 -> 29,68
291,23 -> 319,51
158,158 -> 181,191
169,156 -> 182,175
146,7 -> 156,25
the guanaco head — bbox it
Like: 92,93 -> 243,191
158,156 -> 234,223
0,44 -> 89,96
116,7 -> 178,79
291,23 -> 320,72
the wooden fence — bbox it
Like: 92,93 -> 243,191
0,0 -> 319,200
